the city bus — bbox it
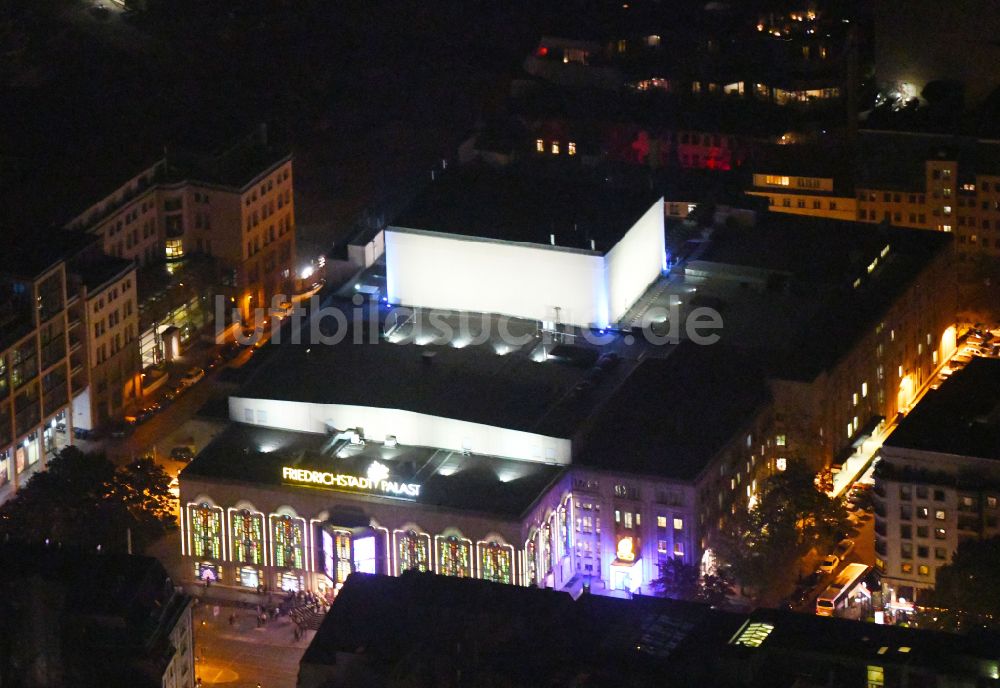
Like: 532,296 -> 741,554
816,563 -> 872,617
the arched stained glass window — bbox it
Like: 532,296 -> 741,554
395,530 -> 430,574
271,515 -> 305,569
526,538 -> 537,586
437,535 -> 471,578
230,509 -> 264,565
479,542 -> 513,584
541,522 -> 553,575
190,504 -> 223,560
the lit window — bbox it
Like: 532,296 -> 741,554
898,646 -> 911,653
862,382 -> 868,398
776,434 -> 786,447
624,512 -> 633,529
614,509 -> 621,524
847,423 -> 853,438
551,142 -> 560,155
731,622 -> 774,648
657,516 -> 667,528
673,518 -> 683,531
776,458 -> 787,471
165,238 -> 184,260
853,393 -> 858,406
867,665 -> 885,686
568,141 -> 577,156
536,139 -> 544,153
935,510 -> 946,520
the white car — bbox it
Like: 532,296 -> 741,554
817,554 -> 840,575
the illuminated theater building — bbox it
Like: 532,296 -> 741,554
178,334 -> 777,599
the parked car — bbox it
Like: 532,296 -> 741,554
179,367 -> 205,387
817,554 -> 840,575
835,539 -> 855,559
73,426 -> 97,440
170,446 -> 195,462
220,341 -> 242,360
127,403 -> 161,425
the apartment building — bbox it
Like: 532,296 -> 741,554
0,231 -> 146,502
751,132 -> 1000,262
858,149 -> 1000,260
0,235 -> 78,504
749,172 -> 857,221
68,253 -> 141,431
0,544 -> 196,688
67,128 -> 296,322
654,215 -> 957,471
874,357 -> 1000,613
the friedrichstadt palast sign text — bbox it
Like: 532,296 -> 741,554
281,465 -> 421,499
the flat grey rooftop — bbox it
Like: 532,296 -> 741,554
885,356 -> 1000,461
390,162 -> 659,252
238,308 -> 635,438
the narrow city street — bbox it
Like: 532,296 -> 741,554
192,599 -> 312,688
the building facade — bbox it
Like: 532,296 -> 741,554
0,250 -> 73,504
69,257 -> 141,431
874,357 -> 1000,613
66,129 -> 297,323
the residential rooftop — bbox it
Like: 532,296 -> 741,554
575,342 -> 771,481
0,228 -> 93,280
300,572 -> 1000,687
884,356 -> 1000,460
855,130 -> 1000,190
301,571 -> 724,685
637,214 -> 952,380
180,423 -> 565,520
0,543 -> 190,688
72,253 -> 135,293
390,162 -> 660,252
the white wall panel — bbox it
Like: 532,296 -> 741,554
605,199 -> 666,323
386,229 -> 605,327
229,396 -> 572,464
386,199 -> 664,329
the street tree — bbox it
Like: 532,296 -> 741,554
0,447 -> 175,553
713,462 -> 850,600
653,557 -> 733,607
917,536 -> 1000,632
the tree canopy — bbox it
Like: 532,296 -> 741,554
713,462 -> 850,599
653,557 -> 733,607
918,536 -> 1000,632
0,447 -> 175,553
